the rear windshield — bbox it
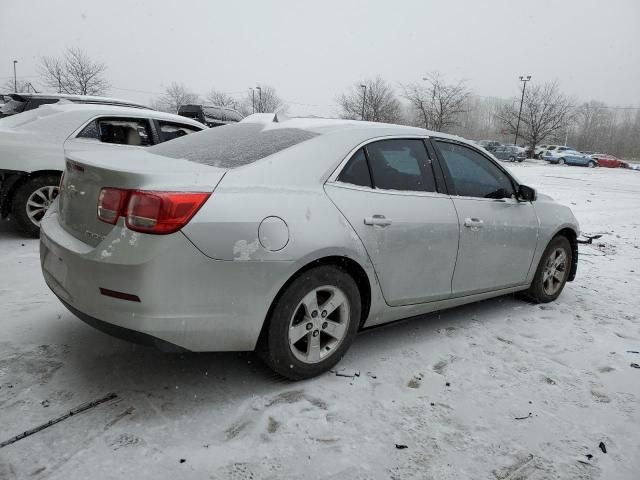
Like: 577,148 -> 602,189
149,123 -> 319,168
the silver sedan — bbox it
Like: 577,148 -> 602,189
40,115 -> 579,379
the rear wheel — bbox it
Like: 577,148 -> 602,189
11,174 -> 61,238
558,158 -> 566,165
509,156 -> 515,162
258,265 -> 361,380
588,161 -> 596,168
523,236 -> 572,303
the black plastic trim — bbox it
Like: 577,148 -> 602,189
58,297 -> 189,353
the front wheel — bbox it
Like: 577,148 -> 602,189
10,174 -> 61,238
588,161 -> 596,168
509,156 -> 515,162
523,236 -> 572,303
258,265 -> 361,380
558,158 -> 566,165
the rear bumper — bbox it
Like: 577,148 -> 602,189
40,208 -> 295,351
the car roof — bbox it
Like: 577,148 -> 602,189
42,102 -> 204,125
6,92 -> 150,109
239,113 -> 466,143
0,102 -> 205,140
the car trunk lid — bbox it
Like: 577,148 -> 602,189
58,149 -> 226,247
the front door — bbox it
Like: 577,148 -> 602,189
433,140 -> 539,295
325,139 -> 459,306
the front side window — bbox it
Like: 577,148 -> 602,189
77,117 -> 153,146
157,121 -> 201,143
365,139 -> 436,192
435,141 -> 515,199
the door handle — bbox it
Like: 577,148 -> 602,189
364,215 -> 392,226
464,217 -> 484,228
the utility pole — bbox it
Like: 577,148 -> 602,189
249,88 -> 255,114
256,86 -> 262,113
360,84 -> 367,121
514,75 -> 531,146
13,60 -> 18,92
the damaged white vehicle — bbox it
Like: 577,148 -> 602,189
0,102 -> 204,236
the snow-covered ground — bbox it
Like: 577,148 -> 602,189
1,162 -> 639,480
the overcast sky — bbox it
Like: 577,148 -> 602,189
2,0 -> 639,116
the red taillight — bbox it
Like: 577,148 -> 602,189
97,188 -> 210,234
97,188 -> 129,225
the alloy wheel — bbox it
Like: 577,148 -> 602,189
288,285 -> 351,364
25,186 -> 59,226
542,248 -> 568,296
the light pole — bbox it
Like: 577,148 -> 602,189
13,60 -> 18,92
360,84 -> 367,121
256,86 -> 262,113
514,75 -> 531,146
249,88 -> 255,114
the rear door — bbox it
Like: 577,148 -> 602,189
325,138 -> 459,306
432,139 -> 538,296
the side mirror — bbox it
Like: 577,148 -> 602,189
518,184 -> 537,202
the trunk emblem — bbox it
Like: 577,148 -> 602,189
84,230 -> 105,241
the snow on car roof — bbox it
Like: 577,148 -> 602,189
240,113 -> 466,142
7,92 -> 150,108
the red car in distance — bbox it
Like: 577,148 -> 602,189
591,154 -> 629,168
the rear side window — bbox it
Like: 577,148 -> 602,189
365,139 -> 436,192
77,117 -> 152,146
338,148 -> 372,188
150,123 -> 319,168
157,121 -> 201,143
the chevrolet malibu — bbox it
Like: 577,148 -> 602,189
40,115 -> 579,379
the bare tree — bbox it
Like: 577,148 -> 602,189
403,72 -> 470,132
337,77 -> 402,123
205,89 -> 242,111
496,81 -> 574,150
2,79 -> 37,93
152,82 -> 199,113
242,85 -> 285,114
39,48 -> 109,95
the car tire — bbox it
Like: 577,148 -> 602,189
523,235 -> 572,303
10,174 -> 61,238
258,265 -> 361,380
558,158 -> 565,165
509,156 -> 515,162
588,161 -> 596,168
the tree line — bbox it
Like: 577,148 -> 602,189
5,47 -> 640,160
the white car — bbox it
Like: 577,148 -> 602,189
541,145 -> 575,160
0,103 -> 205,236
534,145 -> 548,159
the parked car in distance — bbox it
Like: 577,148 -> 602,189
534,145 -> 548,159
40,114 -> 579,380
477,140 -> 501,152
178,104 -> 244,127
590,154 -> 629,168
0,103 -> 204,236
0,92 -> 149,118
494,145 -> 526,162
543,148 -> 597,167
542,145 -> 576,158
